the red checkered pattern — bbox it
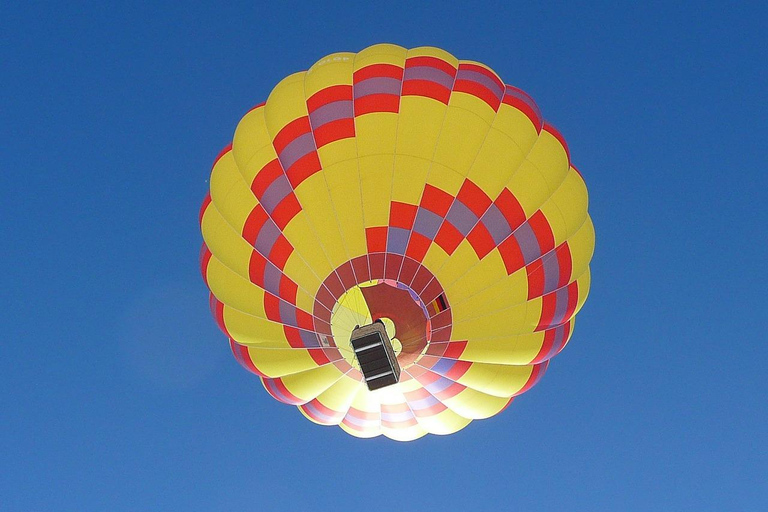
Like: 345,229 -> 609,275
307,85 -> 355,147
353,63 -> 403,115
402,56 -> 457,104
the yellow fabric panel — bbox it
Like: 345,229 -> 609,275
232,106 -> 272,172
282,256 -> 322,304
352,43 -> 406,69
264,72 -> 308,134
506,158 -> 552,217
424,161 -> 466,198
573,268 -> 592,316
297,283 -> 316,305
415,408 -> 472,435
205,255 -> 266,319
530,129 -> 570,193
494,103 -> 540,155
449,268 -> 529,316
223,307 -> 289,346
331,286 -> 372,351
466,128 -> 527,198
293,172 -> 348,268
536,168 -> 589,247
568,217 -> 596,279
505,130 -> 570,216
446,90 -> 496,127
420,243 -> 450,281
458,332 -> 548,365
358,154 -> 395,227
316,138 -> 357,166
452,301 -> 537,338
408,46 -> 458,66
538,200 -> 569,248
391,376 -> 420,394
355,113 -> 399,157
382,424 -> 427,442
281,217 -> 334,283
347,383 -> 381,415
541,167 -> 587,246
214,178 -> 257,236
356,120 -> 397,233
396,96 -> 447,160
370,382 -> 406,404
391,155 -> 429,205
440,387 -> 511,419
277,365 -> 346,402
522,296 -> 545,331
456,362 -> 534,397
305,52 -> 354,96
239,143 -> 279,188
209,152 -> 253,234
200,203 -> 252,280
443,248 -> 507,305
433,240 -> 479,290
553,167 -> 590,236
324,160 -> 367,259
295,287 -> 316,315
246,347 -> 323,378
310,374 -> 363,418
209,151 -> 239,204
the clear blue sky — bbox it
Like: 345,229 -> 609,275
2,1 -> 766,510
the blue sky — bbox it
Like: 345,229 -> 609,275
2,1 -> 766,510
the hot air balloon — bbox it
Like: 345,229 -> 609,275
199,44 -> 594,440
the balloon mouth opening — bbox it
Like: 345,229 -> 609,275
331,279 -> 431,370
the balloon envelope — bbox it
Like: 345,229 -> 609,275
200,44 -> 594,440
